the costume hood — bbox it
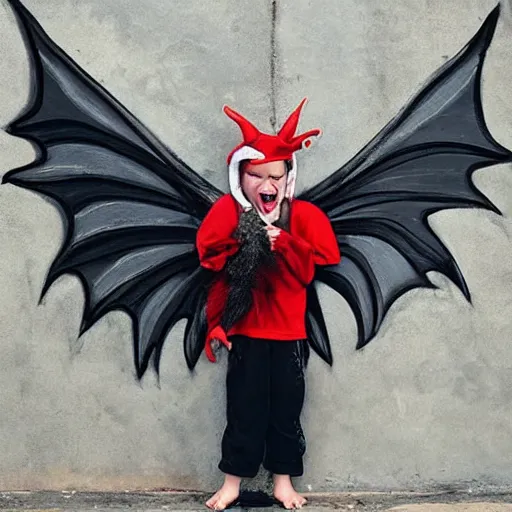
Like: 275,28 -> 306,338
223,98 -> 321,212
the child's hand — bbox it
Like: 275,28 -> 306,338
205,325 -> 232,363
265,225 -> 281,250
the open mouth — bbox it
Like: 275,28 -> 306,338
259,193 -> 277,213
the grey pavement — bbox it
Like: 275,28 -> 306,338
1,491 -> 512,512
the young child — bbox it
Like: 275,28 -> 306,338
196,99 -> 340,510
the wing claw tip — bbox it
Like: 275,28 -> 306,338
489,203 -> 502,217
135,352 -> 152,380
355,333 -> 373,351
477,3 -> 501,44
152,352 -> 164,378
185,355 -> 197,371
79,314 -> 94,337
39,278 -> 54,304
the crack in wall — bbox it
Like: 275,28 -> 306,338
270,0 -> 277,132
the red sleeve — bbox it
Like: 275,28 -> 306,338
196,195 -> 241,271
273,201 -> 341,285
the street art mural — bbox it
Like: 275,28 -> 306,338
2,0 -> 511,378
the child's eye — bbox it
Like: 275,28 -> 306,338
272,175 -> 284,181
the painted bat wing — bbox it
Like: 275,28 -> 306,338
2,0 -> 222,377
299,6 -> 512,364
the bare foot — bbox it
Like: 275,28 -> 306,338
273,474 -> 307,509
206,474 -> 241,511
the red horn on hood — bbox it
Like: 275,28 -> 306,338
290,129 -> 322,151
278,97 -> 308,141
223,105 -> 261,143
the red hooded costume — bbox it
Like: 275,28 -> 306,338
196,99 -> 340,361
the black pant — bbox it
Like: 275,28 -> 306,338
219,336 -> 309,478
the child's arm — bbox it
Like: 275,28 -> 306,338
196,195 -> 241,271
197,195 -> 241,362
271,202 -> 340,285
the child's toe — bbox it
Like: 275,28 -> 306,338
205,492 -> 220,509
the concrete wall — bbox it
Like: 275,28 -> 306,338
0,0 -> 512,493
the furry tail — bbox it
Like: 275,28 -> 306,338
221,208 -> 275,331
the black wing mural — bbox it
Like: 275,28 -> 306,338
2,0 -> 222,377
3,0 -> 510,373
300,5 -> 512,364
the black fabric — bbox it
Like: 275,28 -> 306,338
219,335 -> 309,478
230,490 -> 279,509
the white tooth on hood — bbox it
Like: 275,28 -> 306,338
228,146 -> 264,211
285,154 -> 297,199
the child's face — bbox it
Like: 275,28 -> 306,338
240,160 -> 287,221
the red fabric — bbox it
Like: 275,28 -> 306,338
195,194 -> 240,272
224,99 -> 321,165
204,325 -> 231,363
196,194 -> 341,342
